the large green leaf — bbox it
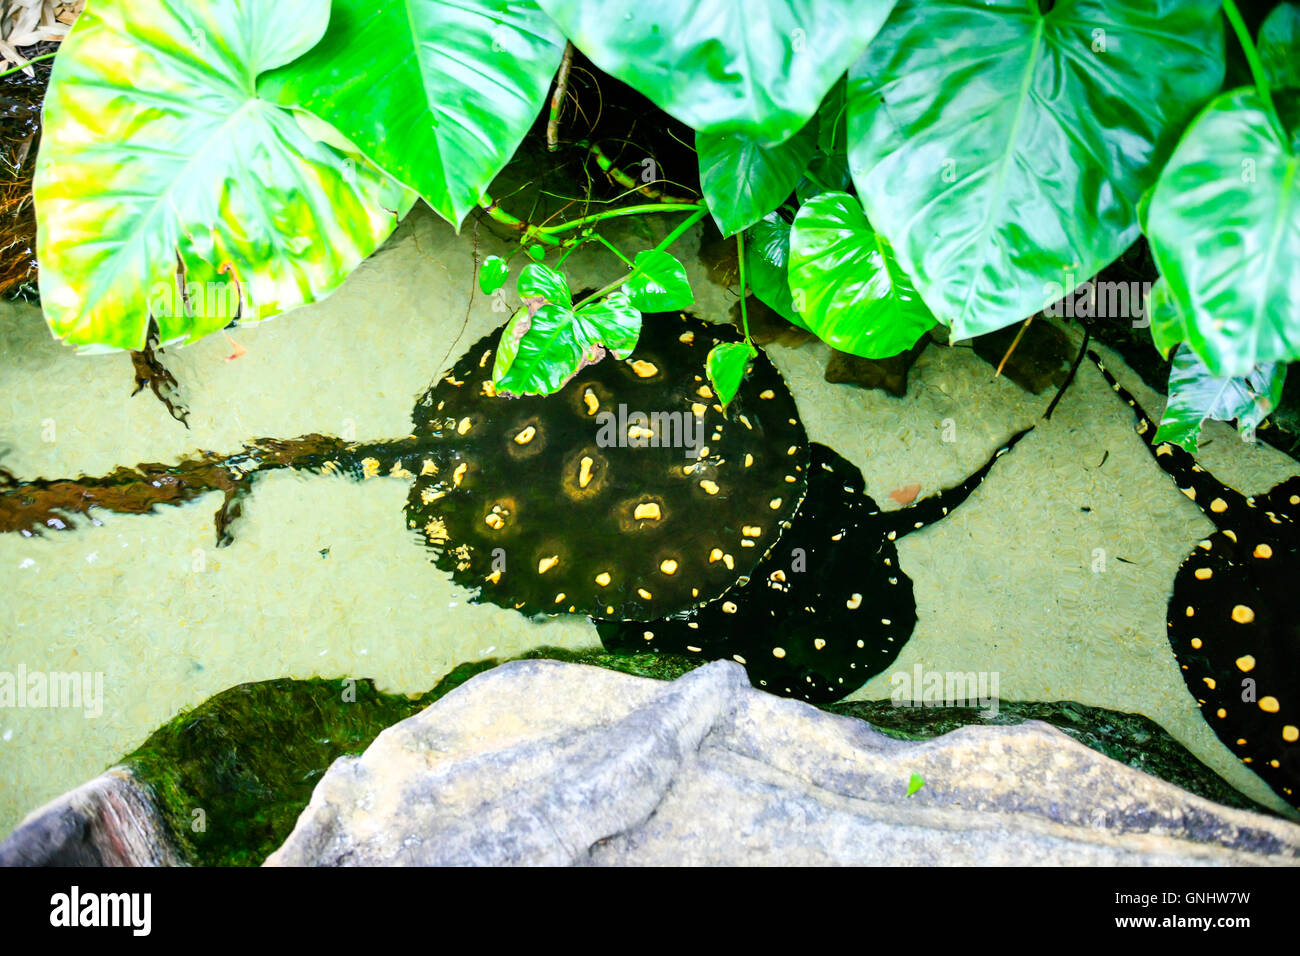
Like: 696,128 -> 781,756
262,0 -> 566,226
621,251 -> 693,311
787,192 -> 934,358
537,0 -> 898,142
847,0 -> 1224,341
706,341 -> 756,411
1260,2 -> 1300,92
1146,88 -> 1300,377
34,0 -> 410,350
1154,344 -> 1286,452
698,122 -> 815,236
575,293 -> 642,359
744,213 -> 808,330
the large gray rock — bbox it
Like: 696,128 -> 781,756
267,659 -> 1300,866
0,768 -> 184,867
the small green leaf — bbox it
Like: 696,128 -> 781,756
744,214 -> 809,330
527,243 -> 547,262
493,302 -> 589,397
706,341 -> 756,411
906,773 -> 925,797
516,263 -> 570,305
621,250 -> 693,312
1260,2 -> 1300,93
576,292 -> 643,359
698,123 -> 815,236
478,255 -> 509,295
788,192 -> 934,358
1146,277 -> 1187,359
1154,345 -> 1286,452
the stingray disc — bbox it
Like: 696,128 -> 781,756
407,311 -> 810,619
1166,479 -> 1300,808
596,443 -> 916,702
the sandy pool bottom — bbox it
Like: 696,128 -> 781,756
2,204 -> 1297,833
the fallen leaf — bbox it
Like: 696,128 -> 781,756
889,482 -> 921,506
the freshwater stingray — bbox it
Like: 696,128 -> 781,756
1,311 -> 809,623
596,429 -> 1031,703
1092,353 -> 1299,809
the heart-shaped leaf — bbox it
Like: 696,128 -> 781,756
576,292 -> 643,359
621,251 -> 693,311
479,255 -> 509,295
698,122 -> 815,236
706,341 -> 756,410
517,263 -> 572,306
787,192 -> 934,358
744,214 -> 809,330
261,0 -> 565,226
1154,344 -> 1286,452
33,0 -> 410,350
537,0 -> 899,142
847,0 -> 1225,341
493,302 -> 592,396
1145,88 -> 1300,377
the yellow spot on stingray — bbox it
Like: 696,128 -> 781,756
1203,677 -> 1216,690
814,639 -> 826,651
1181,487 -> 1196,501
742,525 -> 761,537
1260,696 -> 1280,714
1224,529 -> 1237,542
628,425 -> 654,441
1210,498 -> 1227,513
769,498 -> 783,510
1232,605 -> 1255,624
770,570 -> 786,583
733,654 -> 747,665
421,487 -> 446,504
579,456 -> 595,489
457,417 -> 472,435
847,593 -> 862,610
772,647 -> 786,659
480,380 -> 496,398
1156,445 -> 1173,456
1283,725 -> 1299,743
1191,638 -> 1202,649
1255,543 -> 1273,559
537,555 -> 559,574
361,457 -> 380,479
595,572 -> 611,587
722,601 -> 737,614
631,360 -> 658,378
1185,606 -> 1195,618
691,402 -> 707,418
697,385 -> 713,399
582,388 -> 599,416
1236,655 -> 1256,672
1195,567 -> 1212,580
637,587 -> 652,600
787,445 -> 797,456
709,548 -> 723,563
723,553 -> 735,570
660,559 -> 678,575
679,331 -> 695,344
554,593 -> 565,604
420,459 -> 438,476
1198,539 -> 1212,550
745,453 -> 754,467
700,479 -> 720,495
424,518 -> 448,542
484,513 -> 504,530
453,463 -> 468,486
634,502 -> 661,520
1216,709 -> 1226,719
485,569 -> 501,584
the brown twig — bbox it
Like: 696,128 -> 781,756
995,313 -> 1035,378
546,42 -> 575,152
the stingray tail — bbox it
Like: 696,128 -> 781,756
881,426 -> 1033,540
1088,350 -> 1249,528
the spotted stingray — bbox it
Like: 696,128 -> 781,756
1092,353 -> 1300,809
596,429 -> 1030,703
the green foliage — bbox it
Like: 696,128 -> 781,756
698,123 -> 815,236
787,192 -> 933,359
536,0 -> 898,142
621,251 -> 693,312
34,0 -> 411,349
261,0 -> 566,225
478,255 -> 509,295
1260,2 -> 1300,92
1155,345 -> 1286,452
706,341 -> 756,411
845,0 -> 1224,341
744,214 -> 809,330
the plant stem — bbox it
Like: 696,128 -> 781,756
737,229 -> 753,350
591,232 -> 633,266
1221,0 -> 1286,142
546,43 -> 575,152
573,206 -> 709,309
0,51 -> 56,79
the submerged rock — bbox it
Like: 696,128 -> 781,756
0,769 -> 184,867
267,659 -> 1300,866
824,339 -> 928,398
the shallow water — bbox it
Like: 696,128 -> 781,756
2,203 -> 1297,832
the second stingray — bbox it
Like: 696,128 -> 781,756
596,429 -> 1031,703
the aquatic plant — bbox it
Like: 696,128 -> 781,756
24,0 -> 1300,431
